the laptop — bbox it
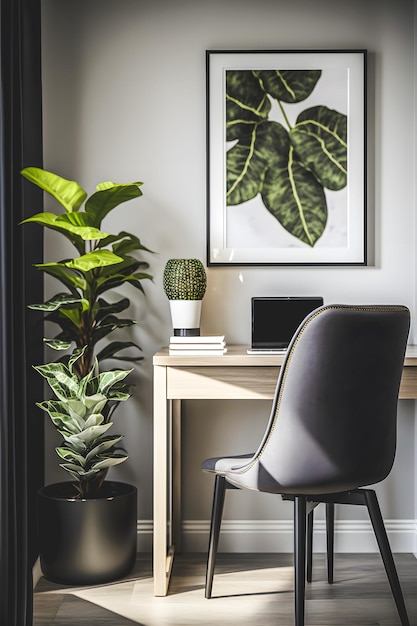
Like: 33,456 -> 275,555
247,296 -> 324,354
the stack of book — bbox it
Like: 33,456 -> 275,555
168,335 -> 227,355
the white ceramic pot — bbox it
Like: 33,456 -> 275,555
169,300 -> 202,336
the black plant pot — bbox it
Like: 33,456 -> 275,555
37,480 -> 137,585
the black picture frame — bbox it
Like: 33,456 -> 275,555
206,49 -> 367,266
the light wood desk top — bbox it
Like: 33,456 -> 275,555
154,343 -> 417,365
153,344 -> 286,366
153,344 -> 417,400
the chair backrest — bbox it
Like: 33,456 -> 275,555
249,305 -> 410,495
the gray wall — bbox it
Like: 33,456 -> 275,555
41,0 -> 416,552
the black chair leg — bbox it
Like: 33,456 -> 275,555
306,502 -> 334,584
294,496 -> 307,626
326,502 -> 334,584
205,475 -> 226,599
364,490 -> 410,626
306,508 -> 313,582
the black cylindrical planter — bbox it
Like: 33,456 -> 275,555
38,481 -> 137,585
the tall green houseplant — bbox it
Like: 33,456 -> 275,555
21,167 -> 153,497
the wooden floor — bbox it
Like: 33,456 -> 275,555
34,553 -> 417,625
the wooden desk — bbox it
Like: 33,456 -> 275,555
152,344 -> 417,596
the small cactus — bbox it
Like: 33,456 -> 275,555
163,258 -> 207,300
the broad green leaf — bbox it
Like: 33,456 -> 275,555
36,399 -> 69,416
84,413 -> 105,429
126,273 -> 153,290
82,393 -> 107,411
64,423 -> 113,447
45,374 -> 80,401
90,454 -> 128,471
85,183 -> 143,227
75,468 -> 102,480
61,469 -> 82,482
226,70 -> 271,141
43,338 -> 72,351
226,121 -> 290,205
86,435 -> 123,462
60,438 -> 87,453
42,313 -> 76,332
261,146 -> 327,247
28,293 -> 85,312
94,258 -> 150,286
81,399 -> 107,417
21,167 -> 87,212
92,317 -> 136,344
98,230 -> 153,255
112,232 -> 154,256
94,369 -> 132,395
97,383 -> 131,402
94,297 -> 130,323
68,345 -> 88,367
55,448 -> 86,467
56,222 -> 109,241
23,212 -> 106,242
96,315 -> 136,330
34,363 -> 80,400
78,363 -> 100,398
20,212 -> 85,250
65,399 -> 88,420
59,463 -> 87,477
58,306 -> 82,328
105,389 -> 131,401
95,180 -> 143,191
43,403 -> 77,424
49,414 -> 81,437
36,402 -> 82,435
95,256 -> 142,276
33,263 -> 86,291
95,271 -> 152,297
290,105 -> 347,190
226,144 -> 267,205
96,341 -> 143,366
55,213 -> 110,240
254,69 -> 322,104
57,211 -> 94,227
65,249 -> 124,272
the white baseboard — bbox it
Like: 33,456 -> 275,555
137,519 -> 417,554
137,520 -> 153,552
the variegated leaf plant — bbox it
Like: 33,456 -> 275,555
35,351 -> 132,497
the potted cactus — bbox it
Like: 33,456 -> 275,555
163,258 -> 207,336
21,166 -> 153,584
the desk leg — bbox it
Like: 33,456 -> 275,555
153,365 -> 171,596
172,399 -> 182,553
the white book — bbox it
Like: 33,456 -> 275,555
169,348 -> 228,356
169,341 -> 226,350
169,335 -> 225,344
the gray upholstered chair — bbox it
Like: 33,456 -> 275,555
202,304 -> 410,626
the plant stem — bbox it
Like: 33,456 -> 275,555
278,100 -> 292,131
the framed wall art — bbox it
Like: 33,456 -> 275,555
206,49 -> 367,266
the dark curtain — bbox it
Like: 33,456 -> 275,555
0,0 -> 43,624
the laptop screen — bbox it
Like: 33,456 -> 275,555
251,297 -> 324,350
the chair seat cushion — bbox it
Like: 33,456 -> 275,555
202,453 -> 254,473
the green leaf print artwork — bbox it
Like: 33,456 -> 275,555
225,69 -> 347,247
